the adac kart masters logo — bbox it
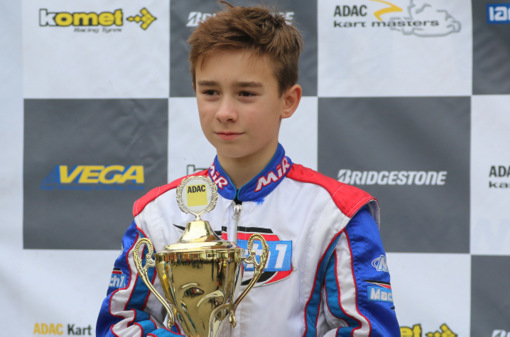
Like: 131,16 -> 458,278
33,322 -> 93,336
221,227 -> 293,286
332,0 -> 461,37
488,165 -> 510,189
39,7 -> 156,32
40,165 -> 145,191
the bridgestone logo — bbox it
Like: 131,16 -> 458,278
337,169 -> 447,186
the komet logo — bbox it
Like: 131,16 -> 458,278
400,323 -> 457,337
40,165 -> 145,191
488,165 -> 510,189
39,7 -> 156,32
332,0 -> 461,37
488,4 -> 510,24
337,169 -> 447,186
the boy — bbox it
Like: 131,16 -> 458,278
96,2 -> 400,336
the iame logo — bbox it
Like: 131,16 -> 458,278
40,165 -> 145,191
400,323 -> 457,337
333,0 -> 461,37
488,4 -> 510,24
39,7 -> 156,32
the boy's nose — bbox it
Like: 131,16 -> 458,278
215,97 -> 238,122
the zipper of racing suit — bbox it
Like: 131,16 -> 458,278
230,200 -> 242,245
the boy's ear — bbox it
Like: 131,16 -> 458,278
281,84 -> 302,119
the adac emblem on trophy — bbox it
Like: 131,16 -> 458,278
133,176 -> 269,337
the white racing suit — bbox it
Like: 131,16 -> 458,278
96,144 -> 400,336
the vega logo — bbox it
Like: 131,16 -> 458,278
39,7 -> 156,31
40,165 -> 145,191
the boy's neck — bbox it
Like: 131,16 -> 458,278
217,147 -> 277,189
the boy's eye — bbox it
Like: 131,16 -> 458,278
239,91 -> 256,97
202,89 -> 218,96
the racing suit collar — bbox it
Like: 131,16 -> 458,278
207,143 -> 293,202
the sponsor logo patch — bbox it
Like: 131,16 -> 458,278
367,281 -> 393,303
222,227 -> 293,285
108,268 -> 127,290
371,254 -> 389,272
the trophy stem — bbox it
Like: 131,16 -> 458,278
179,220 -> 222,244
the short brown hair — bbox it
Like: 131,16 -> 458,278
187,1 -> 303,95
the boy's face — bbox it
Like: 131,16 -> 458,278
195,49 -> 299,169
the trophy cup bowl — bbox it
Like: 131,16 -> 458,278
133,176 -> 269,337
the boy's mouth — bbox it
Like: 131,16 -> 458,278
216,131 -> 243,140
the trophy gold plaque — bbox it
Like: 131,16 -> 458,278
133,176 -> 269,337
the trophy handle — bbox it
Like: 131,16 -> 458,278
133,238 -> 176,327
228,233 -> 269,327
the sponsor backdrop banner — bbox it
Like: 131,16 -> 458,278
1,0 -> 509,336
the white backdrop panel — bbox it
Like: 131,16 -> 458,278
471,95 -> 510,256
22,0 -> 170,99
318,0 -> 472,97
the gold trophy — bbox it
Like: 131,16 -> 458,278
133,176 -> 269,337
